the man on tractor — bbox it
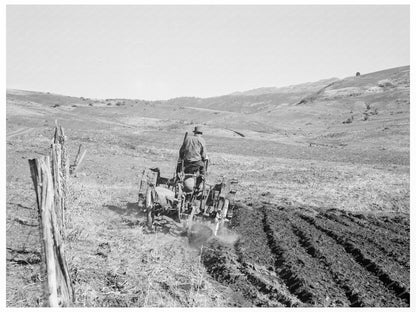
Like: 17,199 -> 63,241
178,126 -> 208,190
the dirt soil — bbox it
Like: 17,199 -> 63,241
202,203 -> 410,307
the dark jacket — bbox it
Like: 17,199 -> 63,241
179,134 -> 207,162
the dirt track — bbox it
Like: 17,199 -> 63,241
201,203 -> 410,307
7,127 -> 35,139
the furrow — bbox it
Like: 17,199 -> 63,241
299,213 -> 409,306
290,224 -> 365,306
343,213 -> 409,238
261,206 -> 349,306
234,239 -> 302,307
322,212 -> 409,268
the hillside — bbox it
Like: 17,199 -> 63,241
230,77 -> 339,96
7,65 -> 410,164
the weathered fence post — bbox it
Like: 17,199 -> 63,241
29,157 -> 55,306
29,156 -> 73,307
51,143 -> 63,231
58,126 -> 69,212
53,121 -> 69,222
30,122 -> 75,307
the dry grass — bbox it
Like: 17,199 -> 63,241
6,126 -> 409,307
64,177 -> 231,307
208,152 -> 409,213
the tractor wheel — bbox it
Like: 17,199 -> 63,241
145,187 -> 155,230
214,198 -> 229,236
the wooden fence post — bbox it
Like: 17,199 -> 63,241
29,156 -> 74,306
51,143 -> 63,231
29,157 -> 59,307
59,126 -> 69,211
53,122 -> 69,216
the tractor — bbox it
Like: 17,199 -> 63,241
138,159 -> 237,236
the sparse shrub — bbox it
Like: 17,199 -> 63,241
370,108 -> 378,115
66,226 -> 86,242
342,116 -> 353,124
377,79 -> 395,88
297,99 -> 307,105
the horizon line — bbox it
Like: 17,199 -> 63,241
6,64 -> 409,102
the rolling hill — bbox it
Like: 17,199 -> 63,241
7,65 -> 410,163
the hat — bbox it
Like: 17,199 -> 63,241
193,126 -> 203,134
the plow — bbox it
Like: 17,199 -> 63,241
138,158 -> 237,236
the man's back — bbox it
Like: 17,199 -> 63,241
180,134 -> 206,162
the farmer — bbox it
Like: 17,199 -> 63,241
178,126 -> 208,188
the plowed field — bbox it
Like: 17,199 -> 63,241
201,203 -> 410,307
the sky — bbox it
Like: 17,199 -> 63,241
6,5 -> 410,100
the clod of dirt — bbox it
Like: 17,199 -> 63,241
201,238 -> 292,307
201,238 -> 240,284
105,270 -> 128,291
96,242 -> 111,258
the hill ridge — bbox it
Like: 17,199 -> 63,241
7,65 -> 409,102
